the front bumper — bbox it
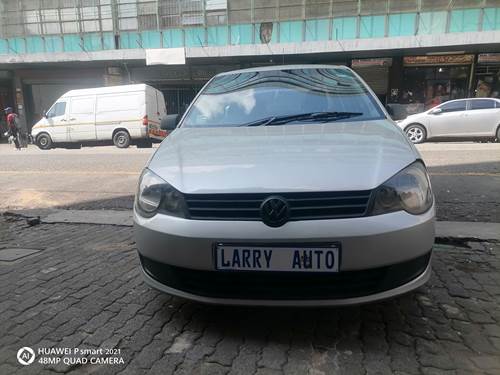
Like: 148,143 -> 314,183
140,251 -> 431,306
134,207 -> 434,305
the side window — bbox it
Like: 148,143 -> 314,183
71,97 -> 95,114
469,99 -> 495,110
440,100 -> 466,113
47,101 -> 66,118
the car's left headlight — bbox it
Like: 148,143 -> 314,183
135,168 -> 187,218
370,161 -> 433,216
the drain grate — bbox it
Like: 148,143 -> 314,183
0,248 -> 41,261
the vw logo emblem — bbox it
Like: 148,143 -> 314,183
260,196 -> 290,227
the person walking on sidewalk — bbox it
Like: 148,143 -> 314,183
4,107 -> 22,150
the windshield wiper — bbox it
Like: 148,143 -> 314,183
239,111 -> 363,127
239,116 -> 277,127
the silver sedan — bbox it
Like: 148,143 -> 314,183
397,98 -> 500,144
134,65 -> 435,306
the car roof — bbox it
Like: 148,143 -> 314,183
465,97 -> 500,101
217,64 -> 350,76
443,97 -> 500,103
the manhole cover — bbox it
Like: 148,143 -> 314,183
0,248 -> 41,261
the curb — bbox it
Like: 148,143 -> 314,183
3,209 -> 133,227
3,209 -> 500,242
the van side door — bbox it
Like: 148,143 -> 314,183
45,100 -> 69,142
68,95 -> 97,142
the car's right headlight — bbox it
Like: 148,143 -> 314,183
135,168 -> 187,218
370,161 -> 433,216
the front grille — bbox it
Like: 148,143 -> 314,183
140,251 -> 431,300
184,190 -> 372,221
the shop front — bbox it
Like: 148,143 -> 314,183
388,54 -> 474,120
351,58 -> 392,104
0,70 -> 14,142
474,53 -> 500,98
17,68 -> 105,131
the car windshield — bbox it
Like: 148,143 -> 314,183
181,67 -> 386,128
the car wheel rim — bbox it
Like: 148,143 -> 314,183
40,138 -> 47,146
407,127 -> 423,143
117,135 -> 126,145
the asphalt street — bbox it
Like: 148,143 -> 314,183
0,142 -> 499,222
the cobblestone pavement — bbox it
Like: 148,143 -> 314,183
1,216 -> 500,375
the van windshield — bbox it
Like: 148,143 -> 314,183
182,67 -> 385,128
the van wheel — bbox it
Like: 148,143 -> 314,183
36,133 -> 53,150
496,126 -> 500,143
113,130 -> 130,148
405,124 -> 427,144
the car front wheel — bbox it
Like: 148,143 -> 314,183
405,124 -> 427,144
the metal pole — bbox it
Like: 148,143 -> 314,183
156,0 -> 160,31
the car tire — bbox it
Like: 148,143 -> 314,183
405,124 -> 427,144
113,130 -> 130,148
496,126 -> 500,143
36,133 -> 53,150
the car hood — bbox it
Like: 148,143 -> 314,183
148,120 -> 418,194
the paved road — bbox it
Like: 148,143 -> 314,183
1,217 -> 500,374
0,142 -> 499,222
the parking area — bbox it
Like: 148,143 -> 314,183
1,216 -> 500,375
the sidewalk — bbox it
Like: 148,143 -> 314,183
5,208 -> 500,241
0,214 -> 499,374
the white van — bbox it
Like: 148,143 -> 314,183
31,84 -> 168,149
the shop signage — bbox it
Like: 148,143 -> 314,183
478,53 -> 500,64
352,58 -> 392,67
403,55 -> 474,66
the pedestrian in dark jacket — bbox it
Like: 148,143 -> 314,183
4,107 -> 21,150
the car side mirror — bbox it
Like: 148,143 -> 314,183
161,114 -> 180,131
430,108 -> 442,115
43,110 -> 47,118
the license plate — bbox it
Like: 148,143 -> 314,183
215,243 -> 340,272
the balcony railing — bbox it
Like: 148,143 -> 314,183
0,0 -> 498,55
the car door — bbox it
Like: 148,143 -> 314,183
428,100 -> 467,137
68,95 -> 97,142
45,100 -> 69,142
463,99 -> 499,137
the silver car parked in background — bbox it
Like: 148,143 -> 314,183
397,98 -> 500,144
134,65 -> 435,306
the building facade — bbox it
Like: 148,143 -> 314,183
0,0 -> 499,133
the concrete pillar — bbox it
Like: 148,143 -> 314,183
13,74 -> 27,130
